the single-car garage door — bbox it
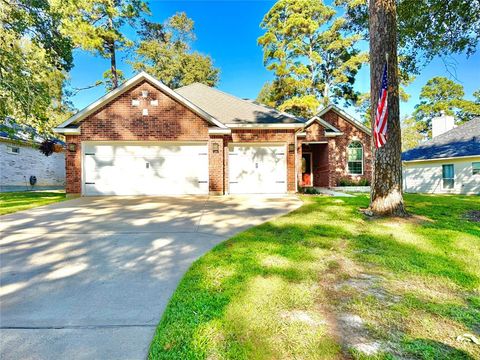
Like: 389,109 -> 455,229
228,144 -> 287,194
83,142 -> 208,195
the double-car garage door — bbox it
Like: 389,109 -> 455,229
82,142 -> 287,195
83,142 -> 209,196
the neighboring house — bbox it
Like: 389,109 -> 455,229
402,115 -> 480,195
0,125 -> 65,191
53,72 -> 371,196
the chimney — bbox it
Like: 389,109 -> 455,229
432,111 -> 455,138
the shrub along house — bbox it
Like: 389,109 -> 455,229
53,72 -> 371,196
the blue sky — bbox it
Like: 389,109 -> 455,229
69,0 -> 480,120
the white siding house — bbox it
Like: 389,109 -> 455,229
0,141 -> 65,189
0,122 -> 65,191
402,116 -> 480,195
403,157 -> 480,195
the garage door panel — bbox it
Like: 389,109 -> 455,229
229,144 -> 286,194
83,143 -> 208,196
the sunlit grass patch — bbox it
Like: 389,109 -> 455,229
222,276 -> 338,359
0,191 -> 66,215
149,193 -> 480,359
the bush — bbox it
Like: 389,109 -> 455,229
298,186 -> 320,194
337,178 -> 370,187
39,140 -> 63,156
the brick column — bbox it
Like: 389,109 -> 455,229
208,136 -> 224,195
287,133 -> 296,192
65,136 -> 82,195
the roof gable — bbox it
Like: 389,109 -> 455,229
304,115 -> 342,133
54,72 -> 227,134
314,104 -> 371,135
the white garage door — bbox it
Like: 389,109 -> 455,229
83,142 -> 208,195
229,144 -> 287,194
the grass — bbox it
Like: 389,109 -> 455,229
0,191 -> 66,215
149,194 -> 480,360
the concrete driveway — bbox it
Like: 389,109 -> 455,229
0,195 -> 301,359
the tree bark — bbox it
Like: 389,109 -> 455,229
107,16 -> 118,89
109,39 -> 118,89
368,0 -> 407,216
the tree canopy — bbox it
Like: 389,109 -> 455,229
57,0 -> 150,90
131,13 -> 219,89
337,0 -> 480,74
401,116 -> 424,151
413,76 -> 480,135
1,0 -> 73,136
258,0 -> 367,118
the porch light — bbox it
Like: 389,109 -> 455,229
212,143 -> 219,153
68,143 -> 76,152
288,143 -> 295,153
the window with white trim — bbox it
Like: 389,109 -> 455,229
473,162 -> 480,175
442,164 -> 455,189
347,141 -> 363,175
6,145 -> 20,154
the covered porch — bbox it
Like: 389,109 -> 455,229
299,142 -> 329,188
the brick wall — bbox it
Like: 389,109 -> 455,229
64,80 -> 298,195
208,135 -> 224,194
65,80 -> 212,194
299,109 -> 372,188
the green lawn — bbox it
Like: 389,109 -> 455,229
0,191 -> 66,215
149,194 -> 480,360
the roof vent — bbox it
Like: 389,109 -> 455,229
432,112 -> 455,138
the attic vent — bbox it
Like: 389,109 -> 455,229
141,90 -> 149,98
150,100 -> 158,106
132,99 -> 140,107
142,108 -> 149,116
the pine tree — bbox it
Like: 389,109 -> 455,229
368,0 -> 406,215
258,0 -> 367,118
131,13 -> 219,88
58,0 -> 150,90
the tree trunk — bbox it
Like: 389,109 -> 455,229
109,39 -> 118,89
107,16 -> 118,89
368,0 -> 407,216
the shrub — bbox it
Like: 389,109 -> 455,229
337,178 -> 370,187
298,186 -> 320,194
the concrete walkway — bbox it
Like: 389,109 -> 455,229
0,195 -> 302,360
314,187 -> 356,197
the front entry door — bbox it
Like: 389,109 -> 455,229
302,153 -> 312,187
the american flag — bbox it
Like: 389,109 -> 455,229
374,64 -> 388,148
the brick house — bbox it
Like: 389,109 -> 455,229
54,72 -> 371,196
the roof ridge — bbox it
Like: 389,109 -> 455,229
432,117 -> 480,142
179,82 -> 304,122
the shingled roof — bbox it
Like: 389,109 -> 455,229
402,118 -> 480,161
175,83 -> 305,125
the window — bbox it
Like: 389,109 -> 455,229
6,145 -> 20,155
442,164 -> 455,189
347,141 -> 363,175
473,162 -> 480,175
